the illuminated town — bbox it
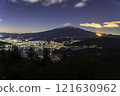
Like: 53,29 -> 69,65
0,32 -> 103,58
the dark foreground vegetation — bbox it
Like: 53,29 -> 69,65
0,47 -> 120,80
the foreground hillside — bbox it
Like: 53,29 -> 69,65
0,47 -> 120,80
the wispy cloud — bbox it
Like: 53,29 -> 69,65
80,21 -> 120,28
9,0 -> 17,3
22,0 -> 40,3
80,23 -> 103,28
10,0 -> 91,7
0,19 -> 2,22
103,22 -> 120,28
42,0 -> 65,6
10,0 -> 41,3
9,0 -> 66,6
74,0 -> 89,8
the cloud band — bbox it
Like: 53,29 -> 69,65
74,0 -> 89,8
9,0 -> 66,6
80,21 -> 120,28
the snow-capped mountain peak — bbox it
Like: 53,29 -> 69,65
59,23 -> 77,28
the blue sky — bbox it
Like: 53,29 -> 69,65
0,0 -> 120,34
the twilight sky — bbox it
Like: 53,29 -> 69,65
0,0 -> 120,34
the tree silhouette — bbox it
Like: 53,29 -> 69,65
27,47 -> 37,60
11,46 -> 21,62
42,48 -> 52,65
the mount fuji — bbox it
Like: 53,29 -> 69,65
8,23 -> 98,40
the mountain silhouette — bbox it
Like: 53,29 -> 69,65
9,23 -> 97,40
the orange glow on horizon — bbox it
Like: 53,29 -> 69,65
0,29 -> 27,33
0,28 -> 45,33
